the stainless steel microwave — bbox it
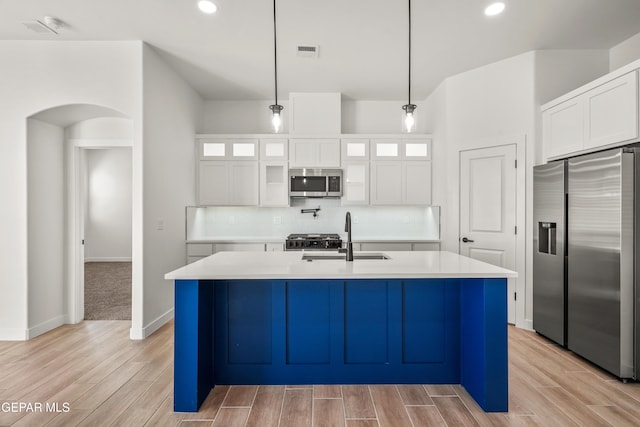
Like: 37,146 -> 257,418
289,168 -> 342,198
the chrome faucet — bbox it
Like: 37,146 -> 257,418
344,211 -> 353,261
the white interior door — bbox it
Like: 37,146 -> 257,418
460,144 -> 517,323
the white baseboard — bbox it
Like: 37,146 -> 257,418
0,328 -> 29,341
84,257 -> 132,262
28,315 -> 65,339
129,308 -> 174,340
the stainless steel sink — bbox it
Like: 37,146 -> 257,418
302,253 -> 390,261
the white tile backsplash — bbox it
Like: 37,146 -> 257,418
186,200 -> 440,241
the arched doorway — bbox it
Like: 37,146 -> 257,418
27,104 -> 135,337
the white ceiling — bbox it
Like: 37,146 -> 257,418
3,0 -> 640,101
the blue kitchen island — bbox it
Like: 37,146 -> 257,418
164,250 -> 517,413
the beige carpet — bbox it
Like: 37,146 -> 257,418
84,262 -> 132,320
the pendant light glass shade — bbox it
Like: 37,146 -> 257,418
401,0 -> 416,133
402,103 -> 416,133
269,0 -> 283,133
270,104 -> 283,133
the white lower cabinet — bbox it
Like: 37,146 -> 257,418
266,243 -> 284,251
214,243 -> 265,253
198,161 -> 258,206
412,242 -> 440,251
186,243 -> 214,264
360,242 -> 412,251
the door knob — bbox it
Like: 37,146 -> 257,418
462,237 -> 474,243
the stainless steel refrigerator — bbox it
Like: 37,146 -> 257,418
534,147 -> 639,379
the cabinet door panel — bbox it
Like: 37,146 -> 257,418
370,161 -> 402,205
371,139 -> 401,160
585,72 -> 638,149
403,162 -> 431,205
342,138 -> 370,161
342,162 -> 369,205
317,139 -> 341,167
229,162 -> 259,206
260,162 -> 289,206
543,99 -> 584,159
286,281 -> 331,364
344,281 -> 388,364
199,161 -> 229,205
289,139 -> 317,167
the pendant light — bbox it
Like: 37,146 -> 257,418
269,0 -> 283,133
402,0 -> 416,133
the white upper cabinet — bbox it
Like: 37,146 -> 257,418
260,161 -> 289,207
403,139 -> 432,160
198,161 -> 259,206
289,92 -> 341,134
260,138 -> 288,161
341,138 -> 370,161
543,70 -> 639,160
371,138 -> 432,161
543,98 -> 584,159
341,162 -> 369,206
289,138 -> 340,168
370,161 -> 403,204
584,72 -> 638,150
403,162 -> 432,205
198,161 -> 230,205
199,138 -> 259,160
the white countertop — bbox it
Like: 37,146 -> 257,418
165,250 -> 517,281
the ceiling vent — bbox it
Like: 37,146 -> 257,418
297,45 -> 319,58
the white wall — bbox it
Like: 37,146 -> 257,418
139,44 -> 203,337
424,49 -> 609,330
68,117 -> 134,141
610,31 -> 640,71
201,100 -> 290,133
341,100 -> 428,134
0,40 -> 143,340
201,99 -> 429,134
85,149 -> 132,261
27,118 -> 66,337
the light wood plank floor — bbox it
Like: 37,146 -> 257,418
1,321 -> 640,426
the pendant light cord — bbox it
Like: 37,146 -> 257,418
273,0 -> 278,106
408,0 -> 412,106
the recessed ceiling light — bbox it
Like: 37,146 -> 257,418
198,0 -> 217,14
484,2 -> 506,16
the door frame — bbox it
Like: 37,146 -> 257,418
66,138 -> 132,324
458,135 -> 526,328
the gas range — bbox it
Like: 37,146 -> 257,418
285,233 -> 343,251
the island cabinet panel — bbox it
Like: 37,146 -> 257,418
226,282 -> 272,364
344,281 -> 389,364
403,280 -> 450,364
286,281 -> 331,364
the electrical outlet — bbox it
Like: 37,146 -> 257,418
156,218 -> 164,231
403,216 -> 410,224
353,216 -> 359,224
229,216 -> 235,225
273,216 -> 282,225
